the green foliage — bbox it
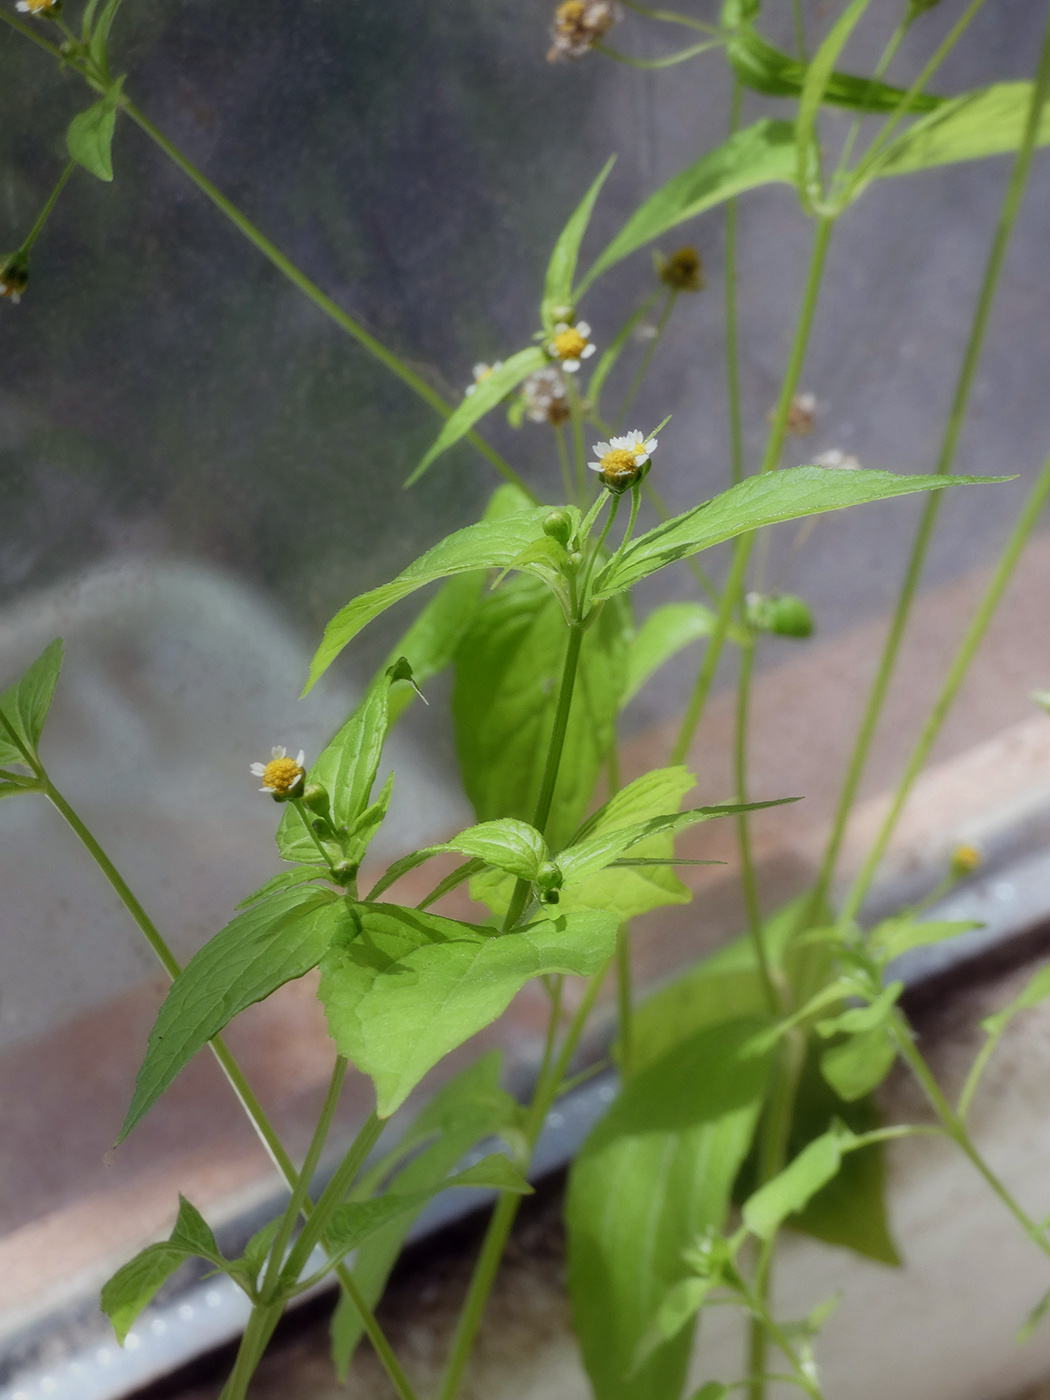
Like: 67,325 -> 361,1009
747,592 -> 814,638
982,961 -> 1050,1039
594,468 -> 1004,598
236,865 -> 331,909
276,660 -> 415,868
868,916 -> 982,964
322,1154 -> 531,1265
101,1196 -> 226,1344
622,603 -> 724,707
796,0 -> 870,204
820,1026 -> 898,1102
119,888 -> 344,1142
453,575 -> 628,854
307,507 -> 560,691
579,121 -> 797,293
870,83 -> 1050,181
0,638 -> 63,767
318,903 -> 617,1116
331,1054 -> 518,1378
408,348 -> 547,485
544,155 -> 616,326
743,1124 -> 856,1241
721,0 -> 942,111
566,1020 -> 771,1400
67,79 -> 124,182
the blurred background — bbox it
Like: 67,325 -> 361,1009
5,0 -> 1050,1394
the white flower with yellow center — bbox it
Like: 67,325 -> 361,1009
548,320 -> 596,373
250,746 -> 306,798
16,0 -> 60,15
589,429 -> 657,489
465,360 -> 503,397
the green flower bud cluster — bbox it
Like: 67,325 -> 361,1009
746,592 -> 814,639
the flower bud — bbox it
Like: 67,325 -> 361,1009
536,859 -> 564,904
548,302 -> 575,325
301,782 -> 330,815
655,246 -> 704,293
543,508 -> 575,547
746,593 -> 814,638
332,858 -> 359,885
0,251 -> 29,305
949,843 -> 981,879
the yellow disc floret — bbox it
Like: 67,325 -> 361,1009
552,327 -> 588,361
262,755 -> 304,795
599,447 -> 640,484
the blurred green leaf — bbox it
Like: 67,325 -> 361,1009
0,638 -> 63,765
743,1125 -> 855,1240
871,83 -> 1050,181
319,903 -> 616,1116
578,121 -> 797,293
796,0 -> 871,201
119,888 -> 343,1142
566,1020 -> 771,1400
622,603 -> 728,707
544,155 -> 616,322
820,1025 -> 898,1102
67,79 -> 124,182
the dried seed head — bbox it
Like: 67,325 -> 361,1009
656,246 -> 705,293
547,0 -> 621,61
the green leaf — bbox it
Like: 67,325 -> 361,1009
566,1020 -> 771,1400
407,347 -> 548,485
0,638 -> 64,765
67,78 -> 124,182
278,662 -> 413,865
101,1196 -> 224,1344
982,962 -> 1050,1038
820,1026 -> 898,1102
324,1153 -> 531,1264
721,3 -> 942,112
228,1219 -> 282,1289
577,121 -> 797,295
558,798 -> 795,887
119,888 -> 343,1143
622,602 -> 735,708
88,0 -> 123,69
444,818 -> 549,881
544,155 -> 616,323
331,1053 -> 518,1378
743,1125 -> 855,1241
689,1386 -> 729,1400
594,468 -> 1005,598
557,766 -> 697,923
634,1278 -> 717,1370
815,981 -> 903,1038
869,917 -> 982,963
319,903 -> 617,1116
236,865 -> 330,909
871,83 -> 1050,181
453,574 -> 628,855
307,508 -> 553,691
796,0 -> 871,202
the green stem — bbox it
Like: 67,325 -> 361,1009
616,923 -> 634,1078
19,160 -> 75,254
118,100 -> 533,501
615,290 -> 677,430
39,775 -> 415,1399
261,1056 -> 347,1301
813,12 -> 1050,921
0,7 -> 65,58
840,447 -> 1050,923
554,422 -> 575,504
567,375 -> 589,501
725,80 -> 745,486
222,1301 -> 284,1400
278,1111 -> 384,1286
594,37 -> 721,68
616,0 -> 721,35
733,639 -> 777,1015
437,960 -> 611,1400
671,215 -> 835,766
831,17 -> 909,195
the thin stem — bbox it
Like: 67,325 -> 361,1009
617,0 -> 721,35
19,160 -> 75,254
733,639 -> 777,1014
261,1057 -> 347,1301
567,375 -> 589,500
615,290 -> 677,430
616,924 -> 634,1078
437,960 -> 611,1400
831,18 -> 909,194
554,422 -> 575,504
290,797 -> 337,874
222,1302 -> 283,1400
594,37 -> 721,68
725,79 -> 745,486
813,12 -> 1050,921
957,1032 -> 1000,1123
671,215 -> 835,766
0,7 -> 65,58
580,491 -> 621,604
119,100 -> 534,501
840,447 -> 1050,923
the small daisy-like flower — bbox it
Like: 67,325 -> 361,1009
15,0 -> 61,15
250,746 -> 306,799
522,365 -> 570,424
547,0 -> 621,60
950,843 -> 981,877
588,429 -> 656,491
0,253 -> 28,305
464,360 -> 504,397
812,448 -> 861,471
656,246 -> 704,293
548,320 -> 596,373
778,391 -> 817,436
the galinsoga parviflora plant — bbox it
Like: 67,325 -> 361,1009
4,0 -> 1050,1396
